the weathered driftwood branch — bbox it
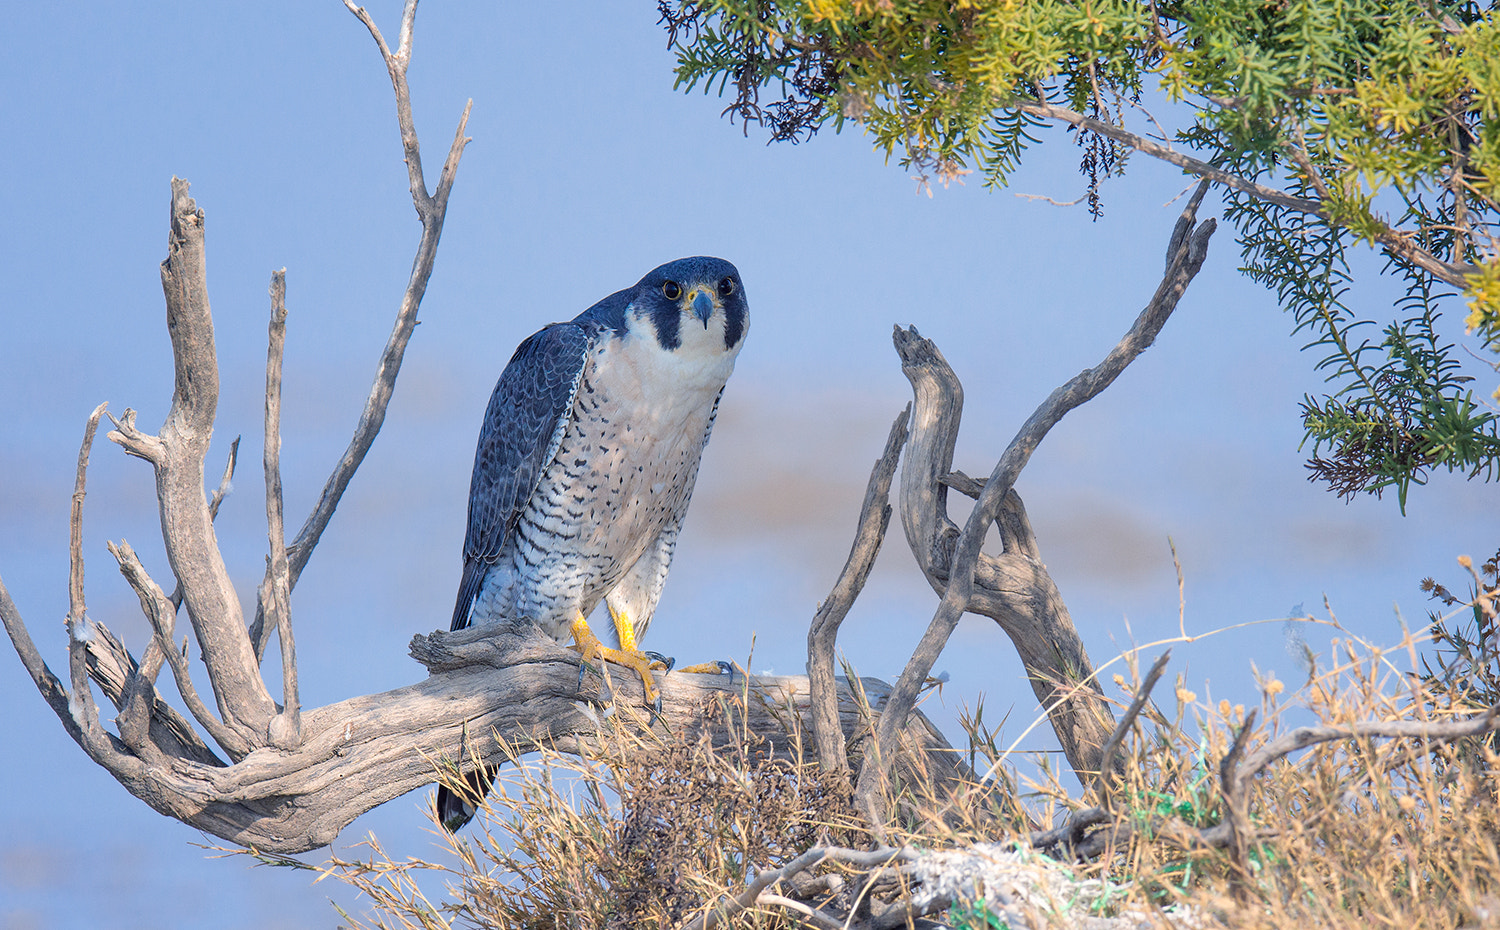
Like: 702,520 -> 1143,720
109,179 -> 276,747
682,845 -> 919,930
260,270 -> 299,749
807,407 -> 909,784
861,182 -> 1217,808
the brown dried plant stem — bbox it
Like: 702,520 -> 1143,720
863,182 -> 1217,811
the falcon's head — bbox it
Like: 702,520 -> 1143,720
627,256 -> 748,357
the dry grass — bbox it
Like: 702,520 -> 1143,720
319,585 -> 1500,929
1063,637 -> 1500,929
323,692 -> 864,929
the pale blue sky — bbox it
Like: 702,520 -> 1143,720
3,3 -> 1496,927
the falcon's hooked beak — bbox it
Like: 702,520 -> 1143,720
689,289 -> 715,328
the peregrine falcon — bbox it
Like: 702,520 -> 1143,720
439,256 -> 748,830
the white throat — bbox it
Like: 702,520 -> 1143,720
614,306 -> 744,401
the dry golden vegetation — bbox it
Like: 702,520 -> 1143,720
311,552 -> 1500,930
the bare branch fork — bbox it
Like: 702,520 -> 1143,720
851,181 -> 1218,815
249,0 -> 473,662
0,2 -> 480,846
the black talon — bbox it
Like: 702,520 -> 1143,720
577,657 -> 601,693
648,694 -> 669,731
644,651 -> 675,671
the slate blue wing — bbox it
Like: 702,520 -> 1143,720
449,323 -> 593,631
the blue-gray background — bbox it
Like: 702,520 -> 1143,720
3,4 -> 1495,927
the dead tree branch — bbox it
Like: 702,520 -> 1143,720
807,407 -> 909,783
1218,709 -> 1259,883
261,269 -> 299,749
680,845 -> 919,930
249,0 -> 474,662
110,180 -> 277,746
864,181 -> 1217,810
1091,650 -> 1171,802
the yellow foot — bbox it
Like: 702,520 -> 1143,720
569,613 -> 663,711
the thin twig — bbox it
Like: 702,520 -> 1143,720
343,0 -> 428,211
1013,191 -> 1087,207
65,404 -> 108,742
1,405 -> 148,777
262,269 -> 299,748
807,407 -> 908,784
109,540 -> 252,756
1092,650 -> 1171,801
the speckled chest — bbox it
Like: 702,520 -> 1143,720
509,332 -> 732,617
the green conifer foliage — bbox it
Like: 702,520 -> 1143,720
661,0 -> 1500,508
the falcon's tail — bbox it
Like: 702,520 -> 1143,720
437,764 -> 496,833
451,559 -> 487,631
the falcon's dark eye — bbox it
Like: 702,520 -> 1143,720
717,277 -> 736,298
662,280 -> 682,301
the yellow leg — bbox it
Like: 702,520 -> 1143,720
569,612 -> 661,708
608,604 -> 735,678
605,604 -> 673,670
608,603 -> 641,654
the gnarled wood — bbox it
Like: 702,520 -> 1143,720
109,181 -> 276,747
807,407 -> 909,783
869,182 -> 1217,801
